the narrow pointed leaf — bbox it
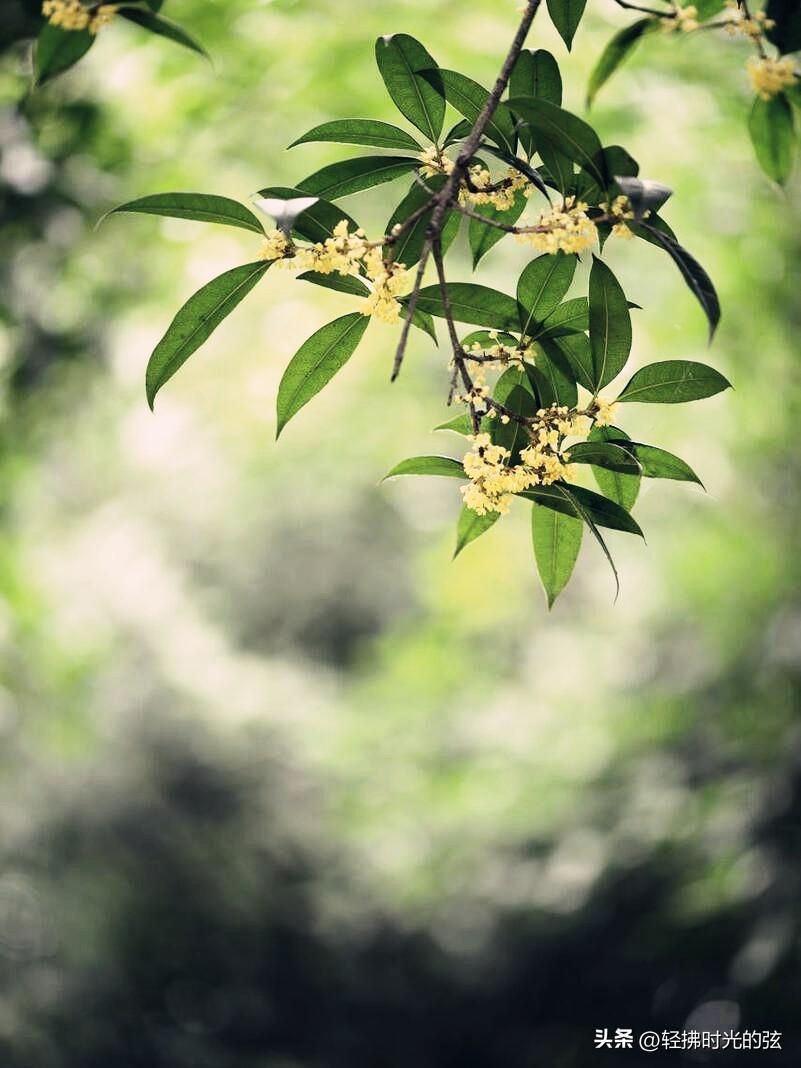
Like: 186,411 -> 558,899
103,193 -> 265,234
533,296 -> 589,340
289,119 -> 422,152
297,156 -> 420,200
276,313 -> 369,436
375,34 -> 445,141
492,384 -> 538,462
588,256 -> 632,391
520,482 -> 643,536
749,94 -> 795,184
547,332 -> 594,391
455,506 -> 499,557
117,7 -> 209,57
588,426 -> 640,510
511,48 -> 562,107
618,360 -> 731,404
146,261 -> 270,408
435,413 -> 475,435
383,455 -> 465,480
517,252 -> 577,336
587,19 -> 658,106
557,484 -> 620,599
533,340 -> 578,407
469,188 -> 527,267
297,272 -> 370,296
532,502 -> 582,607
546,0 -> 589,51
411,283 -> 521,331
567,441 -> 641,474
507,96 -> 604,186
419,69 -> 517,154
635,223 -> 720,339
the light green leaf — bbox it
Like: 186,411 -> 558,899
289,119 -> 422,152
375,34 -> 445,142
102,193 -> 265,234
117,7 -> 209,57
587,19 -> 658,107
411,283 -> 521,331
546,0 -> 588,51
749,94 -> 795,184
588,255 -> 632,391
146,261 -> 271,409
383,455 -> 465,480
276,313 -> 370,437
455,506 -> 499,557
517,252 -> 577,336
297,156 -> 420,201
532,502 -> 582,607
618,360 -> 731,404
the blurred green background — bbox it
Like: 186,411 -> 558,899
1,0 -> 800,1064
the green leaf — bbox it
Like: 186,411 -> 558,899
402,305 -> 439,343
297,272 -> 370,297
567,441 -> 641,474
35,23 -> 94,85
557,484 -> 621,598
627,442 -> 703,485
532,340 -> 579,407
587,19 -> 658,107
766,0 -> 801,53
289,119 -> 422,152
256,186 -> 357,243
276,313 -> 370,437
546,0 -> 588,51
588,426 -> 640,511
575,145 -> 639,204
517,252 -> 577,336
419,69 -> 517,154
454,507 -> 499,557
386,176 -> 459,268
511,48 -> 562,107
534,296 -> 589,340
538,142 -> 575,197
532,502 -> 582,607
521,482 -> 643,536
297,156 -> 420,201
146,261 -> 270,409
588,255 -> 632,392
618,360 -> 731,404
507,96 -> 605,186
492,385 -> 538,462
117,7 -> 209,57
479,143 -> 551,201
383,455 -> 465,480
375,34 -> 445,142
469,188 -> 527,268
435,413 -> 475,435
411,283 -> 521,331
102,193 -> 265,234
546,332 -> 594,392
749,94 -> 795,184
635,223 -> 720,340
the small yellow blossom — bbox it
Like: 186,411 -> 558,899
42,0 -> 117,33
419,146 -> 455,178
723,0 -> 774,40
593,398 -> 618,427
515,197 -> 597,255
459,167 -> 527,211
89,4 -> 117,33
662,3 -> 699,33
258,228 -> 290,261
361,247 -> 412,324
747,55 -> 798,101
601,195 -> 636,240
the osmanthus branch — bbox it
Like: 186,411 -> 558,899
390,0 -> 544,382
611,0 -> 671,16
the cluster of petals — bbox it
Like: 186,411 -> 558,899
515,197 -> 597,255
747,55 -> 798,100
42,0 -> 117,33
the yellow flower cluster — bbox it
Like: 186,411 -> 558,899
461,405 -> 587,516
460,166 -> 530,212
600,194 -> 636,240
593,398 -> 618,427
515,197 -> 597,255
662,4 -> 699,33
42,0 -> 117,34
258,221 -> 411,324
747,55 -> 798,100
419,146 -> 455,178
723,0 -> 775,40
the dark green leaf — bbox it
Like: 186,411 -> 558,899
766,0 -> 801,53
375,34 -> 445,141
546,0 -> 588,51
443,119 -> 473,147
419,69 -> 517,154
533,340 -> 579,407
256,187 -> 357,243
479,142 -> 551,201
146,261 -> 270,409
749,94 -> 795,184
635,223 -> 720,339
557,485 -> 621,598
297,156 -> 420,201
403,305 -> 439,342
469,188 -> 527,268
35,23 -> 94,85
538,142 -> 575,196
626,442 -> 703,485
522,481 -> 643,536
289,119 -> 422,152
492,385 -> 537,462
588,426 -> 641,511
297,272 -> 370,296
575,145 -> 639,203
117,7 -> 208,57
385,176 -> 459,268
534,296 -> 589,340
507,96 -> 604,186
588,255 -> 632,391
546,332 -> 594,391
411,283 -> 521,331
532,502 -> 582,607
511,48 -> 562,106
567,441 -> 641,474
276,313 -> 370,437
455,506 -> 499,557
587,19 -> 658,107
383,455 -> 465,480
618,360 -> 731,404
102,192 -> 265,234
517,252 -> 577,336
